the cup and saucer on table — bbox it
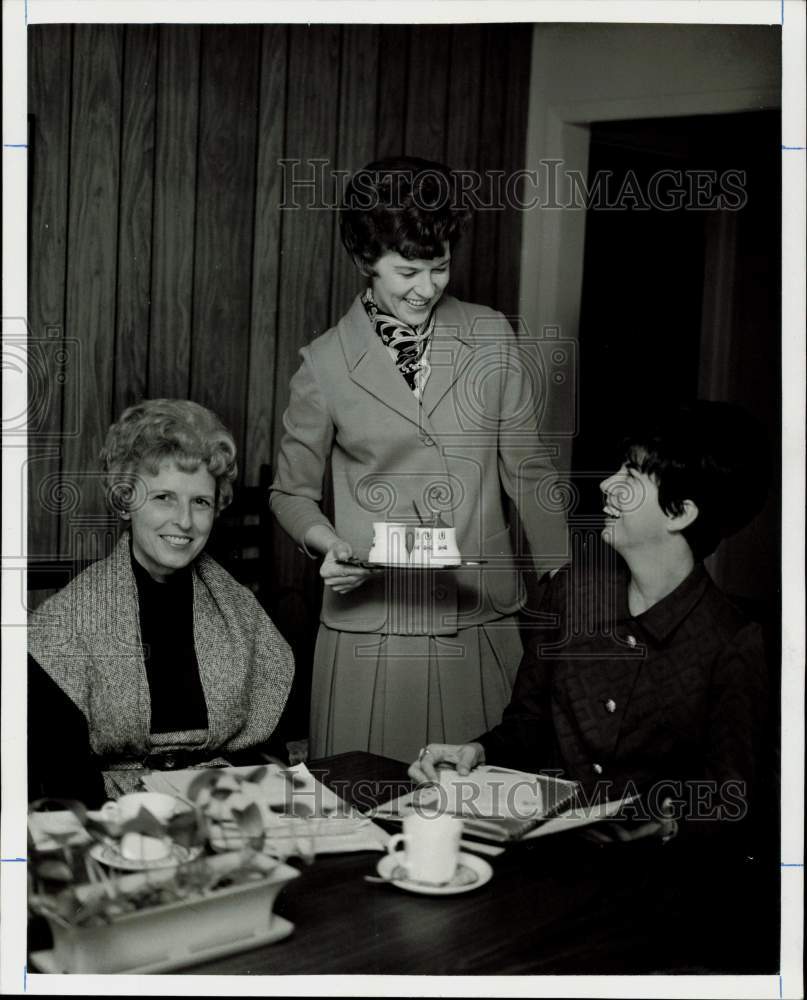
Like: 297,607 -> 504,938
372,813 -> 493,896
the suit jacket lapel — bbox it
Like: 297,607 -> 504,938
338,295 -> 424,429
420,297 -> 475,417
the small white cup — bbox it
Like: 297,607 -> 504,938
101,791 -> 178,825
101,792 -> 177,862
368,522 -> 410,566
386,813 -> 463,884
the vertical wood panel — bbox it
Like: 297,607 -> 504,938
28,23 -> 532,649
405,26 -> 451,162
273,24 -> 341,609
497,26 -> 532,321
190,25 -> 260,465
330,25 -> 380,323
273,24 -> 341,443
375,26 -> 409,160
61,25 -> 122,525
246,25 -> 289,487
443,24 -> 485,305
148,25 -> 200,399
472,26 -> 509,310
113,25 -> 157,415
27,25 -> 73,557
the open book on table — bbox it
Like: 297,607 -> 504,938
369,765 -> 634,843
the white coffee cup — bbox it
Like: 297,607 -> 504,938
368,522 -> 410,566
101,792 -> 178,861
386,813 -> 463,884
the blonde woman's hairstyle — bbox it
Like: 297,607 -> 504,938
101,399 -> 238,514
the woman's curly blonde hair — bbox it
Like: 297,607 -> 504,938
101,399 -> 238,514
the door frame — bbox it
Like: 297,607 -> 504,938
518,24 -> 781,475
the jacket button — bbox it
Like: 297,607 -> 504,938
434,586 -> 448,600
605,699 -> 616,714
422,435 -> 435,446
592,763 -> 603,775
625,634 -> 637,648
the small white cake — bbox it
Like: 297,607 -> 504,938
411,525 -> 461,567
367,522 -> 410,565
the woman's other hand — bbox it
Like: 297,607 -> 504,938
408,742 -> 485,784
581,798 -> 678,845
321,539 -> 375,594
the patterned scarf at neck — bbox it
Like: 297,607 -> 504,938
362,288 -> 437,391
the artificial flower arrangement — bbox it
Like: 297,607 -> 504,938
27,766 -> 314,974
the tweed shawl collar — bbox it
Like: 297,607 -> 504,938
28,534 -> 266,756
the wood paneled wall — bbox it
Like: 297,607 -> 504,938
27,23 -> 533,561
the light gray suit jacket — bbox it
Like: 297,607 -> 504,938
270,294 -> 568,634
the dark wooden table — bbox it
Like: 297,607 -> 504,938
179,752 -> 779,976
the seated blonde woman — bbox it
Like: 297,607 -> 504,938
28,399 -> 294,803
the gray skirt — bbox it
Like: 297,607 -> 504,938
310,617 -> 523,764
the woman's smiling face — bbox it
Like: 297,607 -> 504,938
600,458 -> 673,555
127,459 -> 217,581
370,243 -> 451,326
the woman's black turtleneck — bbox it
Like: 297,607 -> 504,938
131,551 -> 208,733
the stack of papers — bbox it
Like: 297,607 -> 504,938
143,762 -> 390,855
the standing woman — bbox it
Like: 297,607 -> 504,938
270,157 -> 567,762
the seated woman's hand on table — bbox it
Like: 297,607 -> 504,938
407,742 -> 486,783
581,797 -> 678,845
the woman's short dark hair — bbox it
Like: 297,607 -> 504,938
101,399 -> 238,514
622,400 -> 771,561
340,156 -> 471,274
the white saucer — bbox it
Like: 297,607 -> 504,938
89,841 -> 203,871
338,556 -> 482,570
367,559 -> 463,569
376,851 -> 492,895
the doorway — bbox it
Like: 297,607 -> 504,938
572,110 -> 781,607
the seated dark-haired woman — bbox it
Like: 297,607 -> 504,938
28,399 -> 294,804
410,400 -> 773,848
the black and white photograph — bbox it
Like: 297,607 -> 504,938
1,0 -> 804,995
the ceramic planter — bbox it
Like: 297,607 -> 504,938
30,853 -> 299,974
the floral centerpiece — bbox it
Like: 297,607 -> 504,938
28,767 -> 311,974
